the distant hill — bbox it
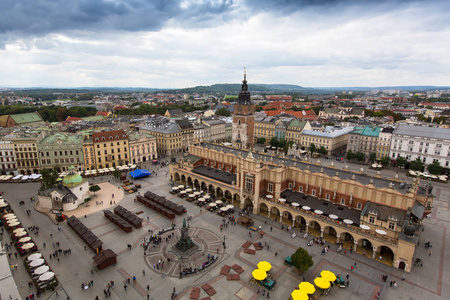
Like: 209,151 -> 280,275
321,86 -> 450,92
167,83 -> 317,94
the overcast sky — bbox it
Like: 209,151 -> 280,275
1,0 -> 449,88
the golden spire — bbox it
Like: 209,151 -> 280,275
244,67 -> 246,80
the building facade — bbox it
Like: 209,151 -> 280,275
390,125 -> 450,168
286,120 -> 311,145
37,132 -> 84,172
0,141 -> 16,174
347,126 -> 381,158
377,127 -> 394,159
301,127 -> 353,156
140,123 -> 183,156
202,117 -> 226,143
4,133 -> 43,174
170,143 -> 432,272
128,132 -> 157,165
232,72 -> 255,149
92,130 -> 130,169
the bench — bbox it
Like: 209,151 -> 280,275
227,274 -> 240,281
190,287 -> 200,299
244,249 -> 256,255
242,241 -> 252,249
220,265 -> 231,275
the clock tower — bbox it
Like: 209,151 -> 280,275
232,70 -> 255,149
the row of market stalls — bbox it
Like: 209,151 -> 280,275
251,261 -> 276,291
408,170 -> 448,182
0,174 -> 42,182
83,164 -> 137,177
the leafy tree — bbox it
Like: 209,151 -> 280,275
380,156 -> 391,167
270,137 -> 279,148
396,156 -> 407,168
215,107 -> 230,117
410,158 -> 424,171
427,161 -> 443,175
346,150 -> 354,160
257,137 -> 266,144
291,247 -> 314,272
255,106 -> 264,112
112,169 -> 121,180
278,138 -> 287,149
40,167 -> 59,190
309,143 -> 316,155
369,153 -> 377,163
355,151 -> 365,162
89,185 -> 101,195
283,140 -> 294,155
318,146 -> 327,155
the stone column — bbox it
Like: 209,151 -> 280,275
268,210 -> 271,219
336,233 -> 340,244
372,246 -> 377,259
353,239 -> 358,251
320,228 -> 324,238
306,223 -> 309,234
292,217 -> 295,227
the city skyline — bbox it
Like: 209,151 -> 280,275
1,0 -> 449,88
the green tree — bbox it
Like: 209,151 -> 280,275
318,146 -> 327,155
89,185 -> 101,195
215,107 -> 230,117
369,153 -> 377,163
410,158 -> 424,171
309,143 -> 316,155
270,137 -> 279,148
396,156 -> 407,168
40,167 -> 59,190
355,151 -> 365,162
112,169 -> 121,180
380,156 -> 391,167
255,106 -> 264,112
257,137 -> 266,144
427,161 -> 443,175
278,138 -> 287,149
291,247 -> 314,273
346,150 -> 354,160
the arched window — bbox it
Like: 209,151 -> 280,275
357,203 -> 362,210
340,198 -> 345,205
312,189 -> 316,196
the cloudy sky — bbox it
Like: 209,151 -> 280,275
1,0 -> 449,88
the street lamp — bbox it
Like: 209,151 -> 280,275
179,263 -> 182,279
223,235 -> 226,249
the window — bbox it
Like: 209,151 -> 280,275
299,186 -> 303,192
325,194 -> 330,200
245,177 -> 253,191
357,203 -> 362,210
288,183 -> 292,189
268,183 -> 273,192
340,198 -> 345,205
369,216 -> 375,223
388,222 -> 395,230
312,189 -> 316,196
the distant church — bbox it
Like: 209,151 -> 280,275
232,70 -> 255,149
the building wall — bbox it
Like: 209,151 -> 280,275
92,131 -> 130,169
129,134 -> 157,164
0,141 -> 16,173
6,137 -> 41,174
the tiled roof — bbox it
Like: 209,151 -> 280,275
10,112 -> 44,124
393,124 -> 450,140
198,143 -> 410,194
140,123 -> 181,134
93,130 -> 128,142
192,165 -> 236,184
361,201 -> 406,224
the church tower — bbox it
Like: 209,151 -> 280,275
232,70 -> 255,149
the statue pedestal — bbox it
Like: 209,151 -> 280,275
170,225 -> 200,258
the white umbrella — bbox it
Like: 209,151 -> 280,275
172,187 -> 178,191
291,202 -> 300,207
215,200 -> 223,204
279,198 -> 286,202
22,242 -> 35,250
109,167 -> 115,172
14,231 -> 27,237
180,191 -> 186,194
178,185 -> 184,189
343,219 -> 354,225
4,213 -> 15,218
38,272 -> 55,281
186,189 -> 192,192
226,205 -> 234,209
194,192 -> 201,196
34,265 -> 50,275
209,203 -> 217,207
189,194 -> 195,198
375,229 -> 387,235
220,207 -> 228,211
302,206 -> 311,211
360,225 -> 371,230
19,237 -> 32,243
5,214 -> 17,220
29,259 -> 45,268
314,210 -> 323,215
204,195 -> 211,199
266,195 -> 273,199
22,176 -> 30,180
0,203 -> 7,208
329,214 -> 339,220
198,198 -> 205,202
13,228 -> 26,233
27,253 -> 42,261
8,221 -> 20,226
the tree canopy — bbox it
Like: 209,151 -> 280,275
291,247 -> 314,272
427,161 -> 443,175
215,107 -> 231,117
410,158 -> 424,171
89,185 -> 101,195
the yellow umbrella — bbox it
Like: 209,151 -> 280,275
291,290 -> 309,300
314,277 -> 331,289
252,269 -> 267,281
299,281 -> 316,294
257,261 -> 272,272
320,270 -> 337,282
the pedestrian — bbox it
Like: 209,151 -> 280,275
346,273 -> 349,280
266,291 -> 270,298
354,262 -> 357,269
390,281 -> 393,287
350,265 -> 354,271
393,281 -> 397,288
429,251 -> 432,256
270,227 -> 272,232
147,284 -> 150,291
346,280 -> 349,287
275,252 -> 277,257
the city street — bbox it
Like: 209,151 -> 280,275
1,159 -> 449,300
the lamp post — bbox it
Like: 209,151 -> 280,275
223,235 -> 226,249
179,263 -> 182,279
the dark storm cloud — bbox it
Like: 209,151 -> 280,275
0,0 -> 234,40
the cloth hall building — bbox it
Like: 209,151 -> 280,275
170,143 -> 433,272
